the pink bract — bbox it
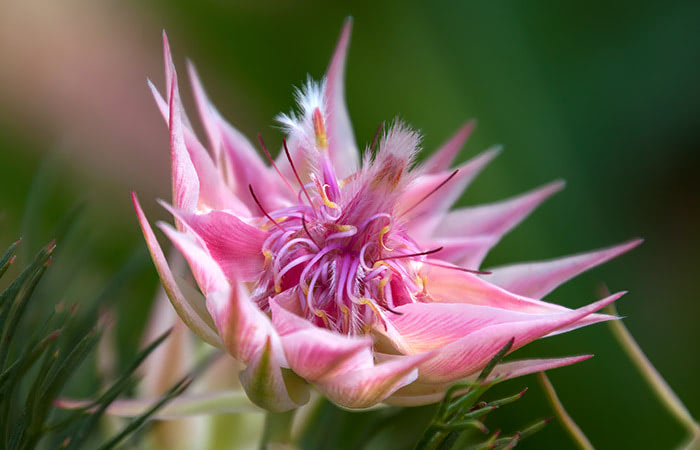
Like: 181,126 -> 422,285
133,19 -> 639,411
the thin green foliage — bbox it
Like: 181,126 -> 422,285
415,338 -> 550,450
0,234 -> 185,449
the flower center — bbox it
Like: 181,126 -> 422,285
251,195 -> 431,335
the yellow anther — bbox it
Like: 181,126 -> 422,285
379,225 -> 393,251
320,184 -> 339,209
340,305 -> 350,330
263,249 -> 273,269
358,297 -> 382,320
373,260 -> 387,270
274,280 -> 282,293
314,309 -> 331,327
378,274 -> 392,300
420,275 -> 429,295
312,108 -> 329,150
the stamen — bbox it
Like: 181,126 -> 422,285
301,215 -> 321,248
383,246 -> 444,261
379,225 -> 393,251
400,169 -> 460,217
248,184 -> 286,232
282,138 -> 314,207
312,174 -> 339,209
312,108 -> 329,150
258,133 -> 297,196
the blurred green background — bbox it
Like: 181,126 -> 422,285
1,0 -> 698,448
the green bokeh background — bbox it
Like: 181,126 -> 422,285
1,1 -> 698,448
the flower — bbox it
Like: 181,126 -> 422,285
132,19 -> 639,412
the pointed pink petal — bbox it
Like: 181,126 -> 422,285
162,32 -> 193,130
422,235 -> 498,267
206,284 -> 284,366
384,355 -> 591,406
399,147 -> 500,221
186,62 -> 273,190
387,291 -> 622,354
323,18 -> 359,179
186,62 -> 293,210
436,180 -> 564,238
420,260 -> 572,313
314,353 -> 429,409
131,193 -> 221,348
487,239 -> 643,299
488,354 -> 593,380
205,284 -> 308,412
270,296 -> 373,382
167,67 -> 199,214
399,292 -> 624,383
157,222 -> 228,296
421,121 -> 475,174
186,60 -> 224,163
148,79 -> 252,216
418,260 -> 616,335
161,204 -> 267,282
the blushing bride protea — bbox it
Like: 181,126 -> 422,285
132,20 -> 639,412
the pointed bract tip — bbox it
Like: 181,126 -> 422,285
544,416 -> 555,424
546,178 -> 566,193
518,387 -> 528,397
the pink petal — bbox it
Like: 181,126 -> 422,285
313,353 -> 430,409
167,65 -> 199,214
418,260 -> 616,335
207,286 -> 308,412
487,354 -> 593,380
487,239 -> 643,299
420,121 -> 475,174
422,235 -> 498,267
399,147 -> 500,222
270,296 -> 373,382
148,79 -> 251,216
161,203 -> 267,282
186,61 -> 287,210
206,285 -> 284,367
400,292 -> 624,383
435,180 -> 564,239
157,222 -> 228,296
323,17 -> 359,179
384,355 -> 591,406
131,193 -> 221,348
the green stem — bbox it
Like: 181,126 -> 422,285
605,304 -> 700,440
538,372 -> 594,450
260,410 -> 297,450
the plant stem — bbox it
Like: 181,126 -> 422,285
537,372 -> 594,450
605,304 -> 700,440
260,410 -> 297,450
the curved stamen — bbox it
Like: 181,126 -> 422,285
249,184 -> 286,232
275,254 -> 315,292
400,169 -> 460,217
258,133 -> 297,197
282,138 -> 315,207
